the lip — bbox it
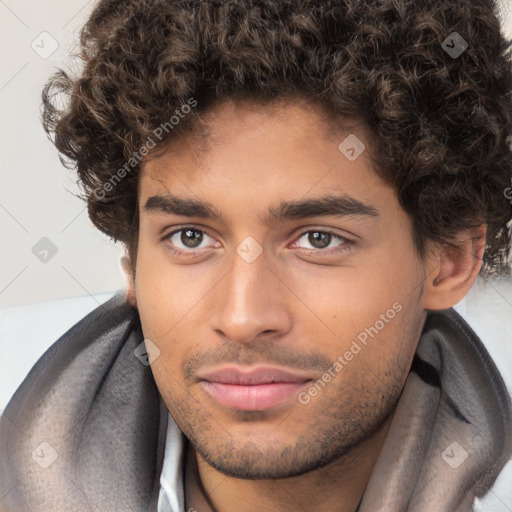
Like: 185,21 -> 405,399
198,366 -> 312,411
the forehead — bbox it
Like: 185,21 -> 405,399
138,99 -> 392,217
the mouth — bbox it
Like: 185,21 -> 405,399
198,366 -> 313,411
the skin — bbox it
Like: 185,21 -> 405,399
124,99 -> 485,512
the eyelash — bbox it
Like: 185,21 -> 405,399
291,230 -> 354,255
162,227 -> 354,257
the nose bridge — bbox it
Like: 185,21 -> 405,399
211,248 -> 291,343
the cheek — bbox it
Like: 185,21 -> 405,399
288,254 -> 421,342
134,241 -> 214,339
288,250 -> 423,375
134,243 -> 226,394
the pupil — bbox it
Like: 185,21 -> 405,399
181,229 -> 203,248
309,232 -> 330,249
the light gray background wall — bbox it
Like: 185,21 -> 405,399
1,0 -> 512,307
0,0 -> 126,308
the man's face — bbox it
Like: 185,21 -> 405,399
134,100 -> 428,479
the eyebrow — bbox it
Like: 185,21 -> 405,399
143,193 -> 379,224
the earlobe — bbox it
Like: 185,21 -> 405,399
421,225 -> 486,310
121,256 -> 138,308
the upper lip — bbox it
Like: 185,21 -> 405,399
197,366 -> 312,385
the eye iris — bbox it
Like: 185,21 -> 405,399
308,231 -> 331,249
181,229 -> 203,248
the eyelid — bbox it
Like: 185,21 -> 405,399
162,224 -> 217,241
162,225 -> 355,256
292,227 -> 355,243
290,229 -> 354,253
161,226 -> 220,253
162,222 -> 213,235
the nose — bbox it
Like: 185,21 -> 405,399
209,250 -> 293,344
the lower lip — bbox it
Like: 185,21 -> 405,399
201,381 -> 308,411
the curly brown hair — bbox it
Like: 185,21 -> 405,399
42,0 -> 512,276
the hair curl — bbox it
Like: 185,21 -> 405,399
42,0 -> 512,275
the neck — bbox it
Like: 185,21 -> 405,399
185,415 -> 392,512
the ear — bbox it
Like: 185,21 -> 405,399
121,256 -> 138,308
421,225 -> 486,310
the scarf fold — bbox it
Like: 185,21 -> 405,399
0,292 -> 510,511
359,310 -> 512,512
0,293 -> 166,512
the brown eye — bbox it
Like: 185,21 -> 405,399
181,229 -> 203,248
291,229 -> 355,257
163,227 -> 216,254
308,231 -> 332,249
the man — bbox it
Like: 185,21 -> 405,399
1,0 -> 511,511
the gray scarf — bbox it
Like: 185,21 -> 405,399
0,292 -> 510,511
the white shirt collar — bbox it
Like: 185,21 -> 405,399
158,412 -> 187,512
